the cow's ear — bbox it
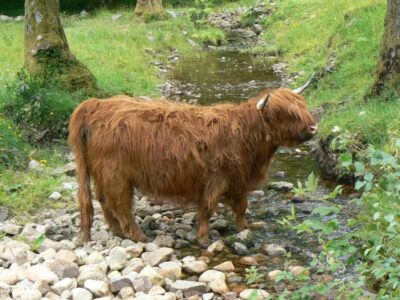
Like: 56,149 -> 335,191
256,94 -> 270,111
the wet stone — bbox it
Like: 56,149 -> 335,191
267,269 -> 283,281
210,219 -> 229,231
239,256 -> 258,266
239,289 -> 270,300
183,260 -> 208,274
169,280 -> 207,297
288,266 -> 310,277
232,242 -> 248,255
291,194 -> 306,203
207,240 -> 225,255
153,235 -> 175,248
261,243 -> 286,257
267,181 -> 293,191
213,261 -> 235,272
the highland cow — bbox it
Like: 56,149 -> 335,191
68,81 -> 317,246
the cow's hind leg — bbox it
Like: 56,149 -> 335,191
230,195 -> 249,232
98,197 -> 125,238
198,178 -> 227,247
104,183 -> 148,243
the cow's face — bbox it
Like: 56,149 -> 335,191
256,89 -> 317,147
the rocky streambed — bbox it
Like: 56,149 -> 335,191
0,141 -> 355,300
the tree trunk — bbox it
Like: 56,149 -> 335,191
367,0 -> 400,98
24,0 -> 97,92
134,0 -> 163,16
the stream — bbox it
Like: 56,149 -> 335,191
164,49 -> 355,292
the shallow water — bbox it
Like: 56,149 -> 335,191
167,50 -> 279,105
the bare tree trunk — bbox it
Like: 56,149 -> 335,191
135,0 -> 163,16
24,0 -> 97,91
367,0 -> 400,98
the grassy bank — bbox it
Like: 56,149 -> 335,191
259,0 -> 399,146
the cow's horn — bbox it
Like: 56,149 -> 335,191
256,93 -> 270,111
292,72 -> 315,94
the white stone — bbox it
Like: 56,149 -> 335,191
0,269 -> 18,285
141,247 -> 173,266
159,261 -> 182,280
52,278 -> 76,295
71,287 -> 93,300
84,251 -> 105,265
1,224 -> 22,235
148,285 -> 165,295
199,270 -> 225,283
40,248 -> 57,261
267,269 -> 283,281
207,240 -> 224,255
182,260 -> 208,274
239,289 -> 270,300
55,249 -> 77,263
77,264 -> 107,285
261,243 -> 286,257
84,279 -> 110,297
106,247 -> 127,271
26,265 -> 58,283
49,192 -> 62,200
12,285 -> 42,300
213,261 -> 235,272
139,265 -> 164,286
209,278 -> 228,294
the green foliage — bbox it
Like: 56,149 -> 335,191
188,0 -> 214,27
292,172 -> 318,198
191,28 -> 226,46
2,70 -> 84,142
31,234 -> 45,252
245,266 -> 264,285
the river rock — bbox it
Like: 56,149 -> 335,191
0,207 -> 9,222
267,181 -> 293,191
142,247 -> 174,266
12,285 -> 42,300
261,244 -> 286,257
122,258 -> 145,274
169,280 -> 207,297
210,219 -> 229,230
55,249 -> 77,263
110,276 -> 133,292
28,159 -> 44,173
1,224 -> 22,235
126,243 -> 145,258
85,251 -> 105,265
232,242 -> 248,255
239,289 -> 270,300
183,260 -> 208,274
209,278 -> 228,294
0,269 -> 18,285
148,285 -> 166,295
52,278 -> 77,295
77,264 -> 107,284
71,287 -> 93,300
26,265 -> 58,283
182,212 -> 197,224
51,162 -> 76,177
207,240 -> 225,255
153,235 -> 175,248
133,276 -> 152,293
119,286 -> 135,298
213,261 -> 235,272
267,270 -> 283,281
49,192 -> 62,200
199,270 -> 225,283
159,261 -> 182,280
291,194 -> 305,203
84,279 -> 110,297
139,266 -> 164,286
106,247 -> 127,270
45,259 -> 79,278
238,256 -> 258,266
288,266 -> 310,277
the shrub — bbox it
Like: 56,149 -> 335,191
2,70 -> 85,142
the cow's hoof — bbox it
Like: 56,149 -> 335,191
198,237 -> 210,248
132,231 -> 149,243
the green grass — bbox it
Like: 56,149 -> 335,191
258,0 -> 395,143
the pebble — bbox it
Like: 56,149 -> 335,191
267,269 -> 284,281
139,265 -> 165,286
1,224 -> 22,235
52,278 -> 77,295
133,276 -> 152,293
106,247 -> 127,271
207,240 -> 225,255
183,260 -> 208,274
213,261 -> 235,272
291,194 -> 306,203
261,243 -> 286,257
71,287 -> 93,300
26,265 -> 58,283
239,256 -> 258,266
49,192 -> 62,200
45,259 -> 79,279
232,242 -> 248,255
267,181 -> 294,191
288,266 -> 310,277
209,278 -> 228,294
210,219 -> 229,230
142,247 -> 174,266
84,279 -> 110,297
239,289 -> 270,300
169,280 -> 207,297
199,270 -> 225,282
109,276 -> 132,292
159,261 -> 182,280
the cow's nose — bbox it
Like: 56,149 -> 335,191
309,125 -> 318,135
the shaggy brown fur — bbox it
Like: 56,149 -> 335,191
68,88 -> 316,245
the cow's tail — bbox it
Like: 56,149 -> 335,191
68,101 -> 94,242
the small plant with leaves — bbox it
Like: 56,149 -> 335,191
245,266 -> 264,285
292,172 -> 319,200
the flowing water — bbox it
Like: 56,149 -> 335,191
165,49 -> 354,291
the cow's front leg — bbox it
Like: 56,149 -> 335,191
231,195 -> 249,232
198,204 -> 212,248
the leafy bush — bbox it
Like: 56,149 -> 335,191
2,70 -> 85,142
